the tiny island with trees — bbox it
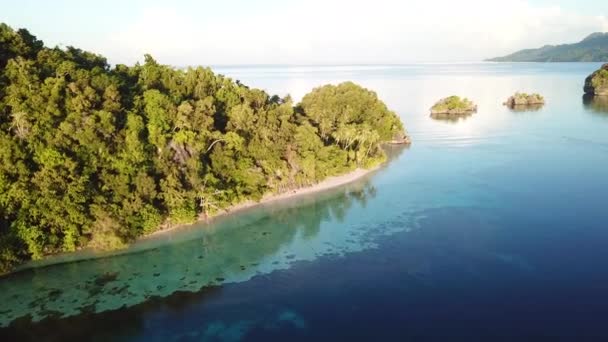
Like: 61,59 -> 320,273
503,92 -> 545,111
584,63 -> 608,96
430,96 -> 477,118
0,23 -> 409,273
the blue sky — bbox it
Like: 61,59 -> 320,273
1,0 -> 607,65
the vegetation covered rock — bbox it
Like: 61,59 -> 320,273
503,93 -> 545,108
584,63 -> 608,96
0,23 -> 408,273
430,96 -> 477,117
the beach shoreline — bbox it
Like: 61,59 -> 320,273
147,166 -> 380,237
9,165 -> 380,274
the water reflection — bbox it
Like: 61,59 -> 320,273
582,94 -> 608,115
506,104 -> 544,112
429,112 -> 474,123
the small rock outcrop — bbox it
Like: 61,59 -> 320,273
387,132 -> 412,145
503,93 -> 545,108
430,96 -> 477,117
584,63 -> 608,96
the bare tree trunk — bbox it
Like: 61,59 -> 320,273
206,139 -> 225,153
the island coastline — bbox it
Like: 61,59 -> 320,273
8,163 -> 384,275
148,165 -> 382,237
0,23 -> 412,273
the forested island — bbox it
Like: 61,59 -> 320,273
503,93 -> 545,109
487,32 -> 608,62
0,23 -> 407,273
430,96 -> 477,118
584,63 -> 608,96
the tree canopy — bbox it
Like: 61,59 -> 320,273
0,23 -> 407,273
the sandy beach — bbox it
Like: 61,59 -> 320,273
150,166 -> 379,237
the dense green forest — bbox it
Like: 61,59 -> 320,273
0,23 -> 407,272
487,32 -> 608,62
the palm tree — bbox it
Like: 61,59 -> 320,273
9,111 -> 30,139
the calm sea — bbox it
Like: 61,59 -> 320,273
2,63 -> 608,341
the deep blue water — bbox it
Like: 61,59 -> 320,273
2,63 -> 608,341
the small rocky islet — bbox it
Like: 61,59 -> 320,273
584,63 -> 608,96
430,96 -> 477,118
503,93 -> 545,107
503,92 -> 545,111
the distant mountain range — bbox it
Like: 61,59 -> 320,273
487,33 -> 608,62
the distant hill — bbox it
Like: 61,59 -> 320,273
487,33 -> 608,62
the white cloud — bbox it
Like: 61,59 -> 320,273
105,7 -> 201,65
101,0 -> 608,65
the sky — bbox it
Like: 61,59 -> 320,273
1,0 -> 607,66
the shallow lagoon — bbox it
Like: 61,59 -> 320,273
2,63 -> 608,341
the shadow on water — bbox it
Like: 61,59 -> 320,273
582,94 -> 608,115
1,285 -> 226,342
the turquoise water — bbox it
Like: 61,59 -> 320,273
2,63 -> 608,340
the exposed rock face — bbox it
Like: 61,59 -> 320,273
503,93 -> 545,108
430,96 -> 477,117
584,64 -> 608,96
387,133 -> 412,145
